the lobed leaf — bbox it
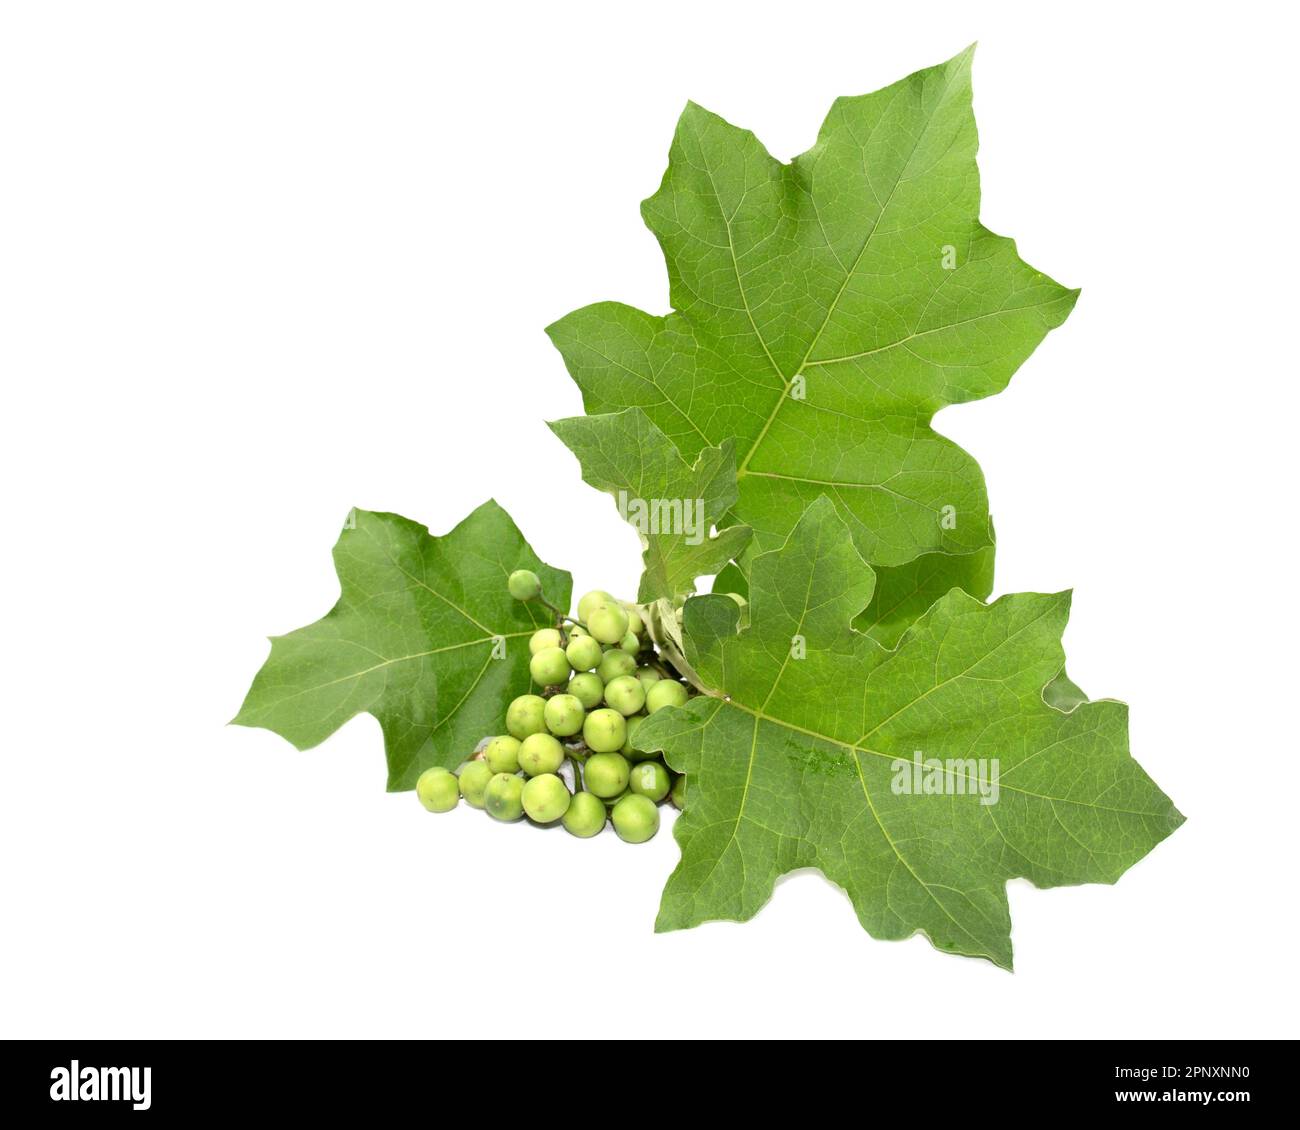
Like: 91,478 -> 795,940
639,499 -> 1182,967
233,501 -> 570,790
548,46 -> 1077,611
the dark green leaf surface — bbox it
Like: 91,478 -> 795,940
234,502 -> 570,790
548,47 -> 1076,593
549,408 -> 750,603
639,499 -> 1182,967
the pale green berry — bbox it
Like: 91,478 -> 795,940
611,793 -> 660,843
628,760 -> 670,803
565,635 -> 604,672
597,649 -> 637,683
646,680 -> 689,714
518,732 -> 565,777
456,759 -> 495,808
505,695 -> 547,739
484,773 -> 525,822
583,709 -> 627,755
529,646 -> 571,687
588,604 -> 629,645
529,628 -> 563,655
563,791 -> 607,838
567,672 -> 604,710
507,569 -> 542,602
671,773 -> 686,810
604,674 -> 646,716
635,666 -> 662,691
619,630 -> 640,653
544,693 -> 585,737
416,767 -> 459,813
484,734 -> 522,773
624,607 -> 645,637
584,751 -> 630,798
521,773 -> 570,824
577,589 -> 617,621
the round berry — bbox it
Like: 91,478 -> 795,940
415,767 -> 459,812
604,674 -> 646,716
628,760 -> 670,803
589,604 -> 630,645
611,793 -> 660,843
529,645 -> 572,687
521,773 -> 571,824
507,569 -> 542,602
484,734 -> 521,773
456,760 -> 495,808
505,695 -> 547,739
583,709 -> 627,755
544,693 -> 585,737
563,791 -> 607,838
584,752 -> 631,798
645,680 -> 689,714
518,732 -> 565,777
565,635 -> 604,672
483,773 -> 525,822
567,672 -> 604,710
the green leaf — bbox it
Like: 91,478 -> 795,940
639,498 -> 1182,968
717,537 -> 996,648
547,46 -> 1077,584
233,501 -> 570,790
548,408 -> 750,603
854,538 -> 995,647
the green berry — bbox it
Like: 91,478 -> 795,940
544,693 -> 585,737
483,734 -> 522,773
588,603 -> 629,645
619,630 -> 640,653
628,760 -> 670,803
529,645 -> 572,687
635,666 -> 662,691
624,607 -> 645,637
565,635 -> 604,672
456,760 -> 495,808
611,793 -> 660,843
484,772 -> 525,822
529,628 -> 562,655
507,569 -> 542,601
518,732 -> 565,777
563,791 -> 607,838
415,766 -> 459,812
505,695 -> 547,739
584,751 -> 630,798
604,674 -> 646,716
597,649 -> 637,683
646,680 -> 689,714
521,773 -> 571,824
583,709 -> 627,755
577,589 -> 617,622
671,773 -> 686,809
567,672 -> 605,710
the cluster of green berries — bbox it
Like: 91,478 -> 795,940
413,571 -> 690,843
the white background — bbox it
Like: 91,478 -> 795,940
2,1 -> 1295,1040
